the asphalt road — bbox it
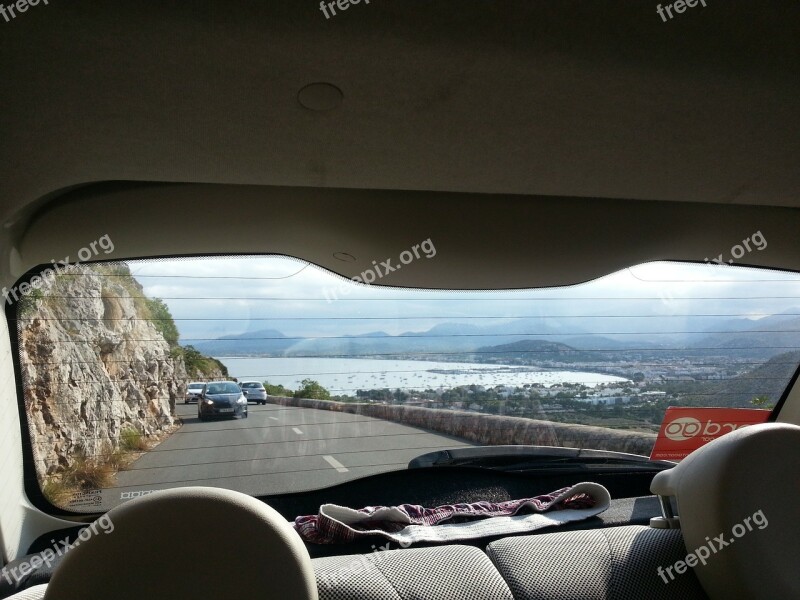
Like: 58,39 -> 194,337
101,402 -> 470,507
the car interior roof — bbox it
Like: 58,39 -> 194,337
1,1 -> 799,289
3,4 -> 800,599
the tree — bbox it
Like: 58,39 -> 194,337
17,288 -> 44,318
145,297 -> 179,346
172,344 -> 230,378
263,381 -> 293,397
294,379 -> 331,400
750,395 -> 774,409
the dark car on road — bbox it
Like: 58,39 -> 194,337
198,381 -> 248,421
240,381 -> 268,405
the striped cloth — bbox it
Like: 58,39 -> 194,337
294,482 -> 610,545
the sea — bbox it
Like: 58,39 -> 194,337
216,357 -> 628,395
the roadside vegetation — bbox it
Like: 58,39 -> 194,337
16,287 -> 45,318
41,427 -> 160,505
263,381 -> 294,396
294,379 -> 331,400
144,296 -> 180,346
262,379 -> 334,401
171,344 -> 230,379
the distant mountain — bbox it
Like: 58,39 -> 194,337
400,322 -> 485,337
684,350 -> 800,407
397,320 -> 590,349
191,313 -> 800,359
559,335 -> 654,351
193,319 -> 596,357
471,339 -> 607,363
284,330 -> 484,356
690,316 -> 800,359
192,329 -> 296,356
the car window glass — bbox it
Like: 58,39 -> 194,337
14,256 -> 800,512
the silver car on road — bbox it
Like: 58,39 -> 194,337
185,381 -> 205,404
239,381 -> 268,405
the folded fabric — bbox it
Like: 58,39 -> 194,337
294,481 -> 610,545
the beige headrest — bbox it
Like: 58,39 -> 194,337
44,486 -> 318,600
650,422 -> 800,600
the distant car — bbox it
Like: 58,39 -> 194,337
198,381 -> 248,420
239,381 -> 268,405
185,382 -> 205,404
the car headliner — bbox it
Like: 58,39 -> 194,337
2,1 -> 800,564
1,1 -> 799,286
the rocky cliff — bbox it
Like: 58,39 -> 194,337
17,263 -> 216,480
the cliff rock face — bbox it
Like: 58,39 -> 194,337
18,264 -> 186,477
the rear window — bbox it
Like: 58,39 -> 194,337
205,382 -> 241,394
12,256 -> 800,512
242,382 -> 263,389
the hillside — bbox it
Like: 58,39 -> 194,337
192,328 -> 296,356
690,317 -> 800,359
192,323 -> 641,358
189,312 -> 800,360
470,339 -> 607,363
17,263 -> 223,485
665,350 -> 800,407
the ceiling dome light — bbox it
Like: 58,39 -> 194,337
298,82 -> 343,111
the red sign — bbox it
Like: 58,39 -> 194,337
650,407 -> 771,461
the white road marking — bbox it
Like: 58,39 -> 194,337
323,455 -> 349,473
292,427 -> 303,435
269,417 -> 279,421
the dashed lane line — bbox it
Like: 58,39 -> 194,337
322,455 -> 349,473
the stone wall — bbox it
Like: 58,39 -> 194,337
267,396 -> 657,455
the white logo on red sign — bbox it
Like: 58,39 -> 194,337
663,417 -> 753,441
664,417 -> 702,441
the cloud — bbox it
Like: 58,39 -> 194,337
124,257 -> 800,343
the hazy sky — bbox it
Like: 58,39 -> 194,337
125,256 -> 800,343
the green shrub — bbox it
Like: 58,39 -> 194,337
144,297 -> 180,346
120,427 -> 149,452
41,478 -> 76,506
60,454 -> 116,490
176,345 -> 229,378
263,381 -> 294,396
294,379 -> 330,400
17,288 -> 44,318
